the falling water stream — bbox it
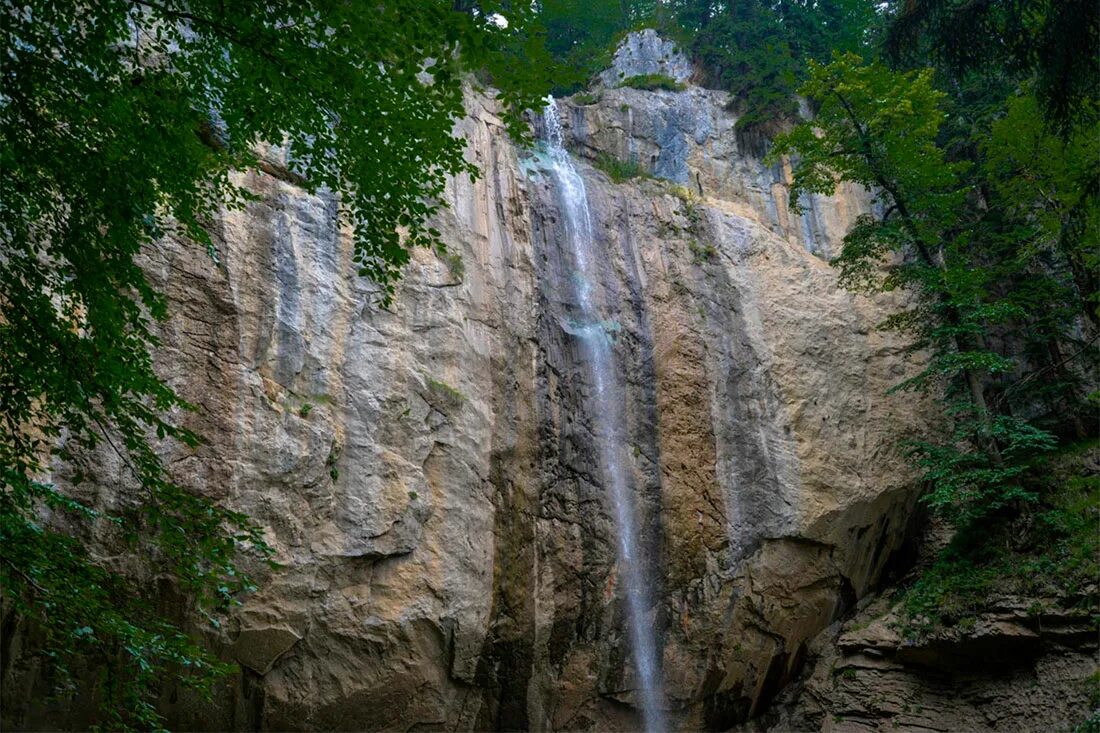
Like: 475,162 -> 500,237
542,98 -> 666,733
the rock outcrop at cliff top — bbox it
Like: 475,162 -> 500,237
5,33 -> 944,731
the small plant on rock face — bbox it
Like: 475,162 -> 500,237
668,184 -> 704,229
299,402 -> 313,418
326,442 -> 341,483
572,91 -> 600,106
1074,712 -> 1100,733
425,375 -> 466,413
688,239 -> 717,264
435,246 -> 465,281
1086,671 -> 1100,709
592,152 -> 652,183
668,184 -> 697,203
618,73 -> 686,92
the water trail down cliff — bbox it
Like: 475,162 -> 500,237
542,98 -> 666,733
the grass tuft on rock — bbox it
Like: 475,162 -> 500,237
425,375 -> 466,411
435,246 -> 465,281
618,73 -> 686,92
592,152 -> 652,183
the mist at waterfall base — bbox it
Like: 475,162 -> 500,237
541,98 -> 667,733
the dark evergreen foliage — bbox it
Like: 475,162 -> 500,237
886,0 -> 1100,135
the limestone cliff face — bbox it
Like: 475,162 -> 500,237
12,36 -> 942,732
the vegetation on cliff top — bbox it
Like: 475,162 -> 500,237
538,0 -> 883,131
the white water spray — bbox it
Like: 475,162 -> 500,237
542,98 -> 666,733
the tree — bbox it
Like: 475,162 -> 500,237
881,0 -> 1098,330
686,0 -> 803,130
879,0 -> 1098,424
1,2 -> 547,728
885,0 -> 1099,136
976,93 -> 1099,433
536,0 -> 672,95
774,0 -> 883,64
539,0 -> 634,93
768,53 -> 1058,523
662,0 -> 882,136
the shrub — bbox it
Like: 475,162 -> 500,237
667,184 -> 698,203
618,73 -> 686,92
592,152 -> 651,183
688,239 -> 717,263
326,442 -> 341,482
435,246 -> 465,280
900,444 -> 1099,639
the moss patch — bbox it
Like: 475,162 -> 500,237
424,375 -> 466,413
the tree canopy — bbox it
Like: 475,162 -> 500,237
769,1 -> 1097,612
770,54 -> 1064,523
885,0 -> 1099,135
672,0 -> 881,130
764,14 -> 1096,704
1,2 -> 548,727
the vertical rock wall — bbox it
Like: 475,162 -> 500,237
4,38 -> 940,732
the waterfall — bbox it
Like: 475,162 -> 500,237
542,98 -> 666,733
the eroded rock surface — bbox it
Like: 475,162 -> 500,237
747,596 -> 1097,733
